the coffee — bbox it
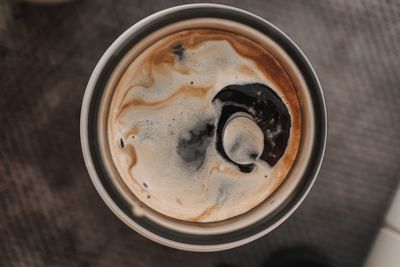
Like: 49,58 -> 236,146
107,28 -> 301,222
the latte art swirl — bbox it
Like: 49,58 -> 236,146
108,29 -> 301,222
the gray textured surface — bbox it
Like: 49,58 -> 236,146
1,0 -> 400,267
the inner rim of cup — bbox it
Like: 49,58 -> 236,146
97,18 -> 315,235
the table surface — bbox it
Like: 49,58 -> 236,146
1,1 -> 400,267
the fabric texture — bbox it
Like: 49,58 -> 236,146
1,1 -> 399,267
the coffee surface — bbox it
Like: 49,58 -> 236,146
107,29 -> 301,222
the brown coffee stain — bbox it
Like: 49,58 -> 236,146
117,45 -> 191,112
153,57 -> 191,76
175,198 -> 183,205
117,85 -> 211,118
124,144 -> 137,172
117,62 -> 155,108
237,64 -> 256,77
189,204 -> 218,222
210,164 -> 241,177
152,52 -> 176,65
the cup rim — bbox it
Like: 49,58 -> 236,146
80,3 -> 327,252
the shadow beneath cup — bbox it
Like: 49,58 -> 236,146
216,247 -> 332,267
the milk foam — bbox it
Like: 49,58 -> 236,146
223,114 -> 264,165
108,30 -> 300,222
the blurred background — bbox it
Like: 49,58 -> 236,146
0,0 -> 399,267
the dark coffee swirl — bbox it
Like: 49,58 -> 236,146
213,83 -> 291,173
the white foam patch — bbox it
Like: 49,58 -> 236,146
223,114 -> 264,165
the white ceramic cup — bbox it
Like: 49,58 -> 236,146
80,3 -> 327,251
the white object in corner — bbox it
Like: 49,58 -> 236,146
364,185 -> 400,267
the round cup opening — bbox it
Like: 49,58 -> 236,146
81,4 -> 326,251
